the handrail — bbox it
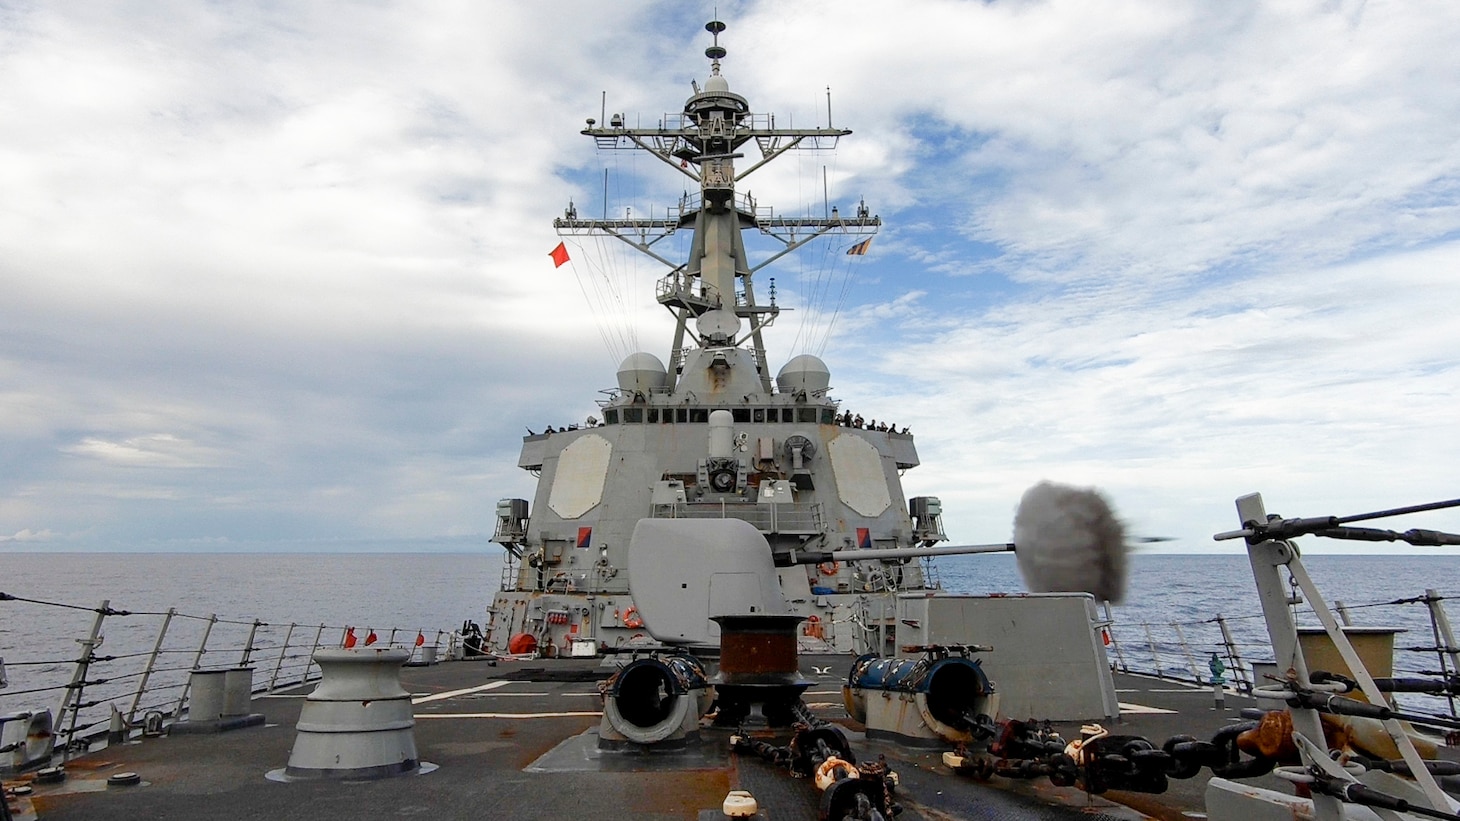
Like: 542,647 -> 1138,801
0,590 -> 457,756
1105,593 -> 1458,717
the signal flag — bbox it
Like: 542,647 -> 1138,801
344,627 -> 357,648
365,630 -> 378,646
846,238 -> 873,255
550,242 -> 571,268
415,632 -> 426,647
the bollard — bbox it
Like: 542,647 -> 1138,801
187,670 -> 229,724
222,668 -> 254,717
172,669 -> 265,734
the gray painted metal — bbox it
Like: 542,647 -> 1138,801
894,593 -> 1120,721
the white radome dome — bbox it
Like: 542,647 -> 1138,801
617,352 -> 668,393
776,354 -> 831,394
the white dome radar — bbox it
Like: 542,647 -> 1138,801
617,352 -> 668,394
776,354 -> 831,395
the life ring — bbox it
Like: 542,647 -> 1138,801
818,561 -> 840,577
623,606 -> 645,629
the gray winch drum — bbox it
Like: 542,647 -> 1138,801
285,647 -> 418,780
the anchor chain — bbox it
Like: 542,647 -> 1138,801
950,717 -> 1279,795
732,706 -> 901,821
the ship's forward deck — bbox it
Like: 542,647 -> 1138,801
6,656 -> 1266,821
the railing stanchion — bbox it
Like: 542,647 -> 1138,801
269,622 -> 297,692
1335,600 -> 1353,626
128,607 -> 175,730
305,623 -> 326,684
55,599 -> 110,764
240,619 -> 262,667
1173,622 -> 1199,682
1142,623 -> 1163,679
1215,615 -> 1249,693
1101,601 -> 1128,672
173,614 -> 217,720
1424,589 -> 1458,716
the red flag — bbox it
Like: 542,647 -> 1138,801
415,631 -> 425,647
364,629 -> 378,646
344,627 -> 357,648
846,238 -> 873,256
549,242 -> 570,268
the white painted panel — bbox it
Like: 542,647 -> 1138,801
827,433 -> 890,516
547,434 -> 612,519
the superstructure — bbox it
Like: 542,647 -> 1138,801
487,21 -> 945,656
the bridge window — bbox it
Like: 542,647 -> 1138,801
624,408 -> 644,423
797,408 -> 817,423
732,408 -> 750,423
675,408 -> 688,423
648,408 -> 659,423
604,409 -> 618,425
689,408 -> 708,423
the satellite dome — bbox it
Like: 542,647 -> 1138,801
617,352 -> 668,393
776,354 -> 831,394
705,73 -> 730,93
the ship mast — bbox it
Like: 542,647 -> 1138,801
554,20 -> 880,392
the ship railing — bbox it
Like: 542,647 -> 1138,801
650,501 -> 824,535
0,592 -> 454,765
1103,590 -> 1460,717
674,190 -> 768,223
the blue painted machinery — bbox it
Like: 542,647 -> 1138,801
843,645 -> 998,747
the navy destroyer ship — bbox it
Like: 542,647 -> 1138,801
486,19 -> 956,660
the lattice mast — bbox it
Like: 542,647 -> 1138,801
554,20 -> 880,391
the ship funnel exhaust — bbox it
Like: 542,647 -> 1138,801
1013,481 -> 1128,603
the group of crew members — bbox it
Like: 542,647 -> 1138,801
836,411 -> 907,434
532,414 -> 906,435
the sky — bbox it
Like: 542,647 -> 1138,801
1,0 -> 1458,555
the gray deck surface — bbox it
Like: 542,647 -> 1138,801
3,657 -> 1272,821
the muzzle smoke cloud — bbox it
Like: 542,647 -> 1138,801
1013,481 -> 1128,603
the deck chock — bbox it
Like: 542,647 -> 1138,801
0,711 -> 54,774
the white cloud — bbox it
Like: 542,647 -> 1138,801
0,1 -> 1457,552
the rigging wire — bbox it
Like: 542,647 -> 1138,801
818,247 -> 865,359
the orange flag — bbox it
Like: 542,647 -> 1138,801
415,631 -> 425,647
343,627 -> 357,648
549,242 -> 570,268
364,629 -> 378,646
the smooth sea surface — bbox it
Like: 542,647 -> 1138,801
4,550 -> 1460,721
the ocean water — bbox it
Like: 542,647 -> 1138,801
3,550 -> 1459,726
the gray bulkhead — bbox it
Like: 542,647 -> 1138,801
513,398 -> 925,597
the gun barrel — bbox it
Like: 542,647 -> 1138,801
817,542 -> 1015,563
